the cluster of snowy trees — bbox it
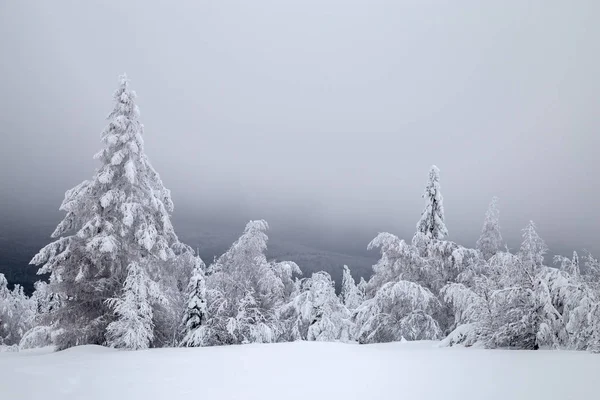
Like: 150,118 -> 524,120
2,76 -> 599,353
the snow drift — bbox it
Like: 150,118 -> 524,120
1,341 -> 598,400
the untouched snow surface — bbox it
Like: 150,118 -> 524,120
1,341 -> 598,400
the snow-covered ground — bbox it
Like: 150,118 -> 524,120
1,341 -> 597,400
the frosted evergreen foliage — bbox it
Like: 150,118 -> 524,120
357,277 -> 367,297
31,281 -> 58,316
0,274 -> 36,346
279,272 -> 351,342
105,262 -> 166,350
361,232 -> 445,341
205,220 -> 301,345
354,280 -> 441,344
519,221 -> 548,277
571,251 -> 580,276
476,197 -> 503,260
366,233 -> 428,294
442,224 -> 600,350
153,245 -> 200,347
340,265 -> 363,310
29,75 -> 179,349
180,257 -> 209,347
554,251 -> 580,277
426,240 -> 482,295
416,165 -> 448,240
487,224 -> 549,350
226,290 -> 274,344
440,280 -> 496,347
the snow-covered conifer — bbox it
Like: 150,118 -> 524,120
354,280 -> 441,344
416,165 -> 448,240
571,251 -> 580,276
427,240 -> 483,294
442,251 -> 513,348
0,274 -> 36,346
226,289 -> 274,344
440,279 -> 495,347
366,233 -> 429,294
362,232 -> 447,341
519,221 -> 548,276
554,251 -> 581,278
340,265 -> 363,310
29,75 -> 180,349
105,262 -> 166,350
582,251 -> 600,286
476,197 -> 503,260
180,256 -> 209,347
278,272 -> 351,342
490,223 -> 550,349
357,277 -> 367,297
153,244 -> 201,347
205,220 -> 301,345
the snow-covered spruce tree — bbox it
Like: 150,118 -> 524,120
357,277 -> 367,297
415,165 -> 448,241
571,251 -> 580,276
29,75 -> 180,350
0,274 -> 36,346
366,233 -> 430,295
490,221 -> 555,350
17,280 -> 63,350
554,251 -> 580,278
357,233 -> 444,343
204,220 -> 301,345
545,250 -> 600,351
354,280 -> 441,344
105,262 -> 167,350
519,221 -> 547,278
425,239 -> 484,295
31,281 -> 56,316
153,244 -> 200,347
442,239 -> 600,351
442,250 -> 526,348
440,248 -> 523,348
440,278 -> 497,347
365,231 -> 482,335
180,256 -> 209,347
340,265 -> 363,310
476,197 -> 503,260
582,251 -> 600,285
278,272 -> 351,342
226,289 -> 274,344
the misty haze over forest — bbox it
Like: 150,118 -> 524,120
1,1 -> 599,293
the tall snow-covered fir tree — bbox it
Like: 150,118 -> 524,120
476,197 -> 503,260
415,165 -> 448,240
29,75 -> 180,349
180,256 -> 209,347
105,262 -> 166,350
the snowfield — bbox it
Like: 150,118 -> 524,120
1,341 -> 598,400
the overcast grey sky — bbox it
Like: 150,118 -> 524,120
0,1 -> 598,258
